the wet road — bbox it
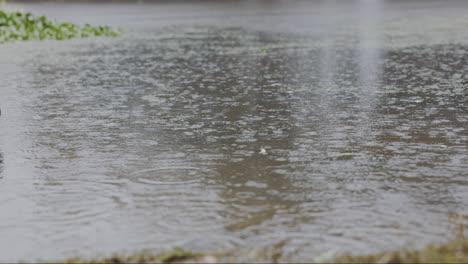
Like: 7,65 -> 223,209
0,0 -> 467,262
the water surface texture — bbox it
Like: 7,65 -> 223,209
0,1 -> 467,261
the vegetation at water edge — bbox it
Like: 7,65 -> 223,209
53,238 -> 468,263
0,10 -> 120,43
332,239 -> 468,264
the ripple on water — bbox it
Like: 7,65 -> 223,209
0,10 -> 467,261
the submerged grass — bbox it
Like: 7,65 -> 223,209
0,10 -> 120,43
56,239 -> 468,263
59,248 -> 214,264
332,239 -> 468,264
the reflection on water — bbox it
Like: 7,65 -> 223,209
0,1 -> 468,262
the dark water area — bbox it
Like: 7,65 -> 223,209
0,1 -> 467,262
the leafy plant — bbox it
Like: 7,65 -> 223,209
0,10 -> 120,43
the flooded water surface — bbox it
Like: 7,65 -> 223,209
0,1 -> 467,261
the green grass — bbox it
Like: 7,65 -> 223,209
0,10 -> 120,43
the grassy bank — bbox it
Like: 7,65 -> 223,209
0,10 -> 120,43
56,239 -> 468,263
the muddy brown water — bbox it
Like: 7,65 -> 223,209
0,1 -> 467,262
